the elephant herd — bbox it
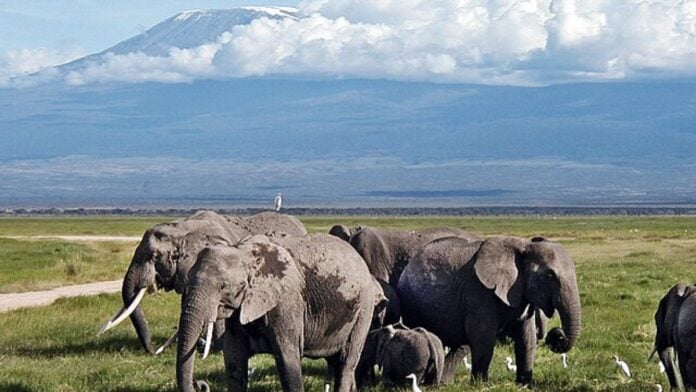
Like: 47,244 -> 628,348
95,210 -> 691,391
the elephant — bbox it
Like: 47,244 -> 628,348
176,234 -> 381,392
359,324 -> 445,387
331,226 -> 480,324
652,283 -> 695,390
398,236 -> 582,385
99,210 -> 307,354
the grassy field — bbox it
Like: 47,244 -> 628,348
0,215 -> 695,391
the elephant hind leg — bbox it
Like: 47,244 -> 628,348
333,307 -> 373,392
442,345 -> 470,384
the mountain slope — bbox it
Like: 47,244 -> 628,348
59,7 -> 297,70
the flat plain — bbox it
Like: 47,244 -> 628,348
0,215 -> 694,391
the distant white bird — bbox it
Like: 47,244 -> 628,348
463,355 -> 472,370
274,192 -> 283,211
561,353 -> 569,368
505,356 -> 517,372
324,383 -> 330,392
658,360 -> 665,373
405,373 -> 422,392
248,368 -> 256,379
655,384 -> 663,392
613,355 -> 632,378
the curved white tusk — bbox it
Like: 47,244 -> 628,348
155,328 -> 179,355
201,322 -> 214,360
97,288 -> 147,336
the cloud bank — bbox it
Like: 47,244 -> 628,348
7,0 -> 696,86
0,47 -> 84,86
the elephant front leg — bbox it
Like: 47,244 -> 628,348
511,317 -> 536,385
224,319 -> 251,392
271,336 -> 305,392
442,345 -> 470,383
466,319 -> 497,383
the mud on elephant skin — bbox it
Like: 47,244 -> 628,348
398,236 -> 581,385
99,210 -> 307,354
176,234 -> 379,392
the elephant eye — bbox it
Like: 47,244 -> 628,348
545,270 -> 556,279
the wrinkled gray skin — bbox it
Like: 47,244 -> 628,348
177,234 -> 379,392
120,211 -> 307,353
359,325 -> 445,387
398,236 -> 582,385
653,284 -> 695,390
330,226 -> 480,324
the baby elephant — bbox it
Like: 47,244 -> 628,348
365,324 -> 445,386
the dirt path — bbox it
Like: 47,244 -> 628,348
0,279 -> 123,313
1,235 -> 140,242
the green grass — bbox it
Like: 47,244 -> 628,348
0,239 -> 136,293
1,215 -> 695,390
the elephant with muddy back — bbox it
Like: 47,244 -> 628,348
176,234 -> 382,392
398,236 -> 582,385
99,211 -> 307,354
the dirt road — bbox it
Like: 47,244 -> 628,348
0,279 -> 123,313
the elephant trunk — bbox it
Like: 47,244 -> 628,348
122,261 -> 156,353
546,278 -> 582,354
660,347 -> 685,390
177,286 -> 218,392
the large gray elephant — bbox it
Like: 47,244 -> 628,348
330,226 -> 480,324
99,210 -> 307,353
176,234 -> 379,392
398,236 -> 582,385
359,324 -> 445,387
652,283 -> 695,390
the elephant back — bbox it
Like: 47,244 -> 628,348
245,211 -> 308,237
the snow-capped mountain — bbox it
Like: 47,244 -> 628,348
60,6 -> 297,69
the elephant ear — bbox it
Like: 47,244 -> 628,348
417,328 -> 445,384
473,237 -> 527,307
239,238 -> 299,325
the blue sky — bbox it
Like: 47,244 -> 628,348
0,0 -> 296,52
1,1 -> 695,86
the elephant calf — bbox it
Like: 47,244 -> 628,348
358,324 -> 445,387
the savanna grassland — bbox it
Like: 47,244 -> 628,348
0,215 -> 695,391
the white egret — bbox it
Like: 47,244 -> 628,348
613,355 -> 632,378
405,373 -> 421,392
561,353 -> 569,368
463,355 -> 472,370
505,356 -> 517,372
274,192 -> 283,211
324,383 -> 330,392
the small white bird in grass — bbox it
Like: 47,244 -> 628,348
613,355 -> 632,378
405,373 -> 422,392
655,384 -> 663,392
274,192 -> 283,211
505,356 -> 517,372
463,355 -> 472,370
324,383 -> 330,392
248,368 -> 256,379
658,360 -> 666,373
561,353 -> 569,368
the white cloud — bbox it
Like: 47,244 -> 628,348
0,47 -> 84,86
15,0 -> 696,86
